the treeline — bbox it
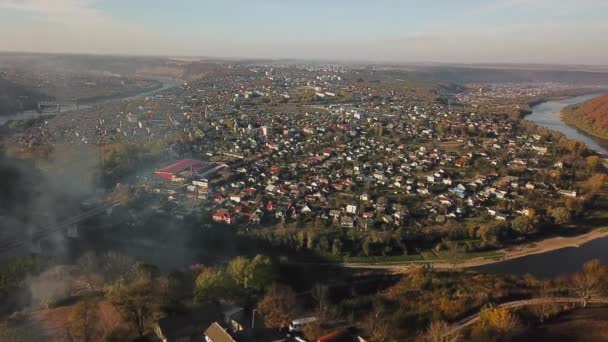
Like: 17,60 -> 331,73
561,93 -> 608,139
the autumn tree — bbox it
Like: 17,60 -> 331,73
68,299 -> 101,342
105,269 -> 164,337
478,306 -> 521,336
256,284 -> 298,329
0,322 -> 27,342
547,207 -> 572,225
418,321 -> 460,342
586,173 -> 607,192
570,259 -> 608,307
586,156 -> 601,172
511,215 -> 537,236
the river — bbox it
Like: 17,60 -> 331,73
0,79 -> 178,124
475,94 -> 608,277
524,94 -> 608,156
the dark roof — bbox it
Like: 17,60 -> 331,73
204,322 -> 236,342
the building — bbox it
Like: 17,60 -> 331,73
213,210 -> 232,224
317,330 -> 365,342
204,322 -> 236,342
153,305 -> 220,342
155,159 -> 204,182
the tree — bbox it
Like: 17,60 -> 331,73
30,265 -> 75,308
247,255 -> 275,292
511,216 -> 536,236
478,306 -> 521,334
444,243 -> 466,270
586,173 -> 607,192
586,156 -> 601,172
418,321 -> 460,342
226,255 -> 275,294
68,299 -> 101,342
193,268 -> 232,304
311,283 -> 332,320
570,259 -> 608,307
547,207 -> 571,225
105,270 -> 164,337
256,284 -> 298,329
331,238 -> 343,256
526,282 -> 560,324
0,322 -> 27,342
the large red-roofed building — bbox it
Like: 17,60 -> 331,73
154,159 -> 203,181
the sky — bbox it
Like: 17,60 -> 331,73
0,0 -> 607,65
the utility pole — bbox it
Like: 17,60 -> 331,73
251,309 -> 257,329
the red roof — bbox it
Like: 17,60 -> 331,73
317,331 -> 355,342
156,159 -> 203,175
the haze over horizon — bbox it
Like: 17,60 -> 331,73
0,0 -> 607,65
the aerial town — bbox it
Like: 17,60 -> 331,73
1,57 -> 608,342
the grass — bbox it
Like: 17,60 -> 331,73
339,249 -> 507,265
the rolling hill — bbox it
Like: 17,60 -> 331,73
561,93 -> 608,139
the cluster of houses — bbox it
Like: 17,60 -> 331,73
142,72 -> 582,232
153,301 -> 364,342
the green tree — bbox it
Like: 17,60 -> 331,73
331,238 -> 343,256
193,268 -> 232,304
511,216 -> 536,236
249,255 -> 275,292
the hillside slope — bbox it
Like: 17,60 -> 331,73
562,93 -> 608,139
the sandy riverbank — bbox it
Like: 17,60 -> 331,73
344,228 -> 608,272
453,227 -> 608,269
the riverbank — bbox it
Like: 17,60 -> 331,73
342,227 -> 608,272
560,102 -> 608,142
452,227 -> 608,269
522,93 -> 608,156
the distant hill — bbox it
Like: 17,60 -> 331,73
0,77 -> 51,116
561,93 -> 608,139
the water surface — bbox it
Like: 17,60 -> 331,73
526,94 -> 608,155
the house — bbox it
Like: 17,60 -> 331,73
346,204 -> 357,214
213,210 -> 232,224
341,216 -> 354,228
266,201 -> 276,211
249,213 -> 261,225
558,189 -> 577,198
317,330 -> 365,342
154,306 -> 221,342
204,322 -> 236,342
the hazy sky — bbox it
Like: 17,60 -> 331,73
0,0 -> 607,64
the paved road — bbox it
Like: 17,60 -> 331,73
451,297 -> 608,332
